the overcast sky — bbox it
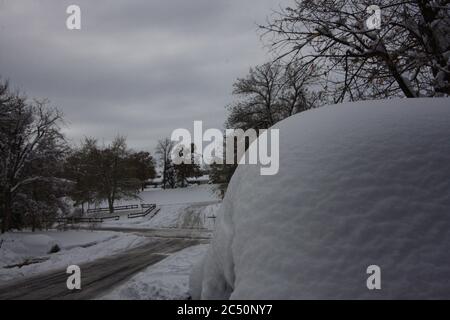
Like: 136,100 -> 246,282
0,0 -> 289,152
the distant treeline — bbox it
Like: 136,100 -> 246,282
0,79 -> 202,233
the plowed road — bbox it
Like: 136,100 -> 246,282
0,231 -> 208,300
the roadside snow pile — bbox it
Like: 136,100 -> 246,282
44,230 -> 119,250
192,98 -> 450,299
100,244 -> 209,300
0,234 -> 59,267
0,231 -> 147,283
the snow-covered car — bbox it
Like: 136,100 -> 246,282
192,98 -> 450,299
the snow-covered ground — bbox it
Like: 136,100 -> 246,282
100,244 -> 209,300
139,185 -> 220,205
78,185 -> 221,230
193,98 -> 450,299
0,185 -> 221,299
74,185 -> 221,230
88,185 -> 220,210
0,230 -> 148,283
99,203 -> 220,230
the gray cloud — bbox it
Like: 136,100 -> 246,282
0,0 -> 287,151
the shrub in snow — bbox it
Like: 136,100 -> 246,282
48,244 -> 61,254
18,234 -> 60,256
191,98 -> 450,299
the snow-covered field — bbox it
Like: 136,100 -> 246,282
0,230 -> 148,283
139,185 -> 220,205
77,185 -> 221,230
193,98 -> 450,299
100,244 -> 209,300
90,185 -> 220,209
99,203 -> 220,230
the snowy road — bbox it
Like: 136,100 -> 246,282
0,237 -> 203,300
0,194 -> 219,299
85,226 -> 213,240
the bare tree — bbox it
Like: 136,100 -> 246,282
172,143 -> 202,187
89,136 -> 140,213
66,137 -> 154,213
226,61 -> 323,130
128,151 -> 156,191
156,138 -> 175,189
0,81 -> 69,232
261,0 -> 450,101
279,61 -> 325,117
227,62 -> 283,130
213,61 -> 323,196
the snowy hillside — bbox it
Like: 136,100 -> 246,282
89,185 -> 220,209
99,203 -> 219,230
192,98 -> 450,299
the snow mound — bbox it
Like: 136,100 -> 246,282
192,98 -> 450,299
20,234 -> 59,254
0,234 -> 59,267
101,244 -> 209,300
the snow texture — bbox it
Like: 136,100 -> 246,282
100,244 -> 209,300
192,98 -> 450,299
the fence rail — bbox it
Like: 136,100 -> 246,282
55,217 -> 102,223
86,204 -> 139,214
99,216 -> 120,222
128,204 -> 157,219
47,203 -> 157,225
47,215 -> 120,224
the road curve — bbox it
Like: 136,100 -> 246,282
0,238 -> 201,300
87,226 -> 213,240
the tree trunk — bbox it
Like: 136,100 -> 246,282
381,49 -> 416,98
162,173 -> 166,189
32,215 -> 36,232
2,191 -> 12,234
108,197 -> 114,213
